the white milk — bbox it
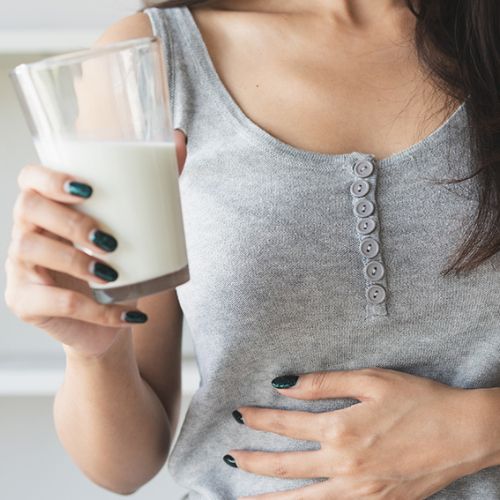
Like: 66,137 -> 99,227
35,140 -> 188,291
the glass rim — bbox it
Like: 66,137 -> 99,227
9,36 -> 159,76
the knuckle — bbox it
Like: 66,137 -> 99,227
13,190 -> 35,220
358,368 -> 390,394
100,305 -> 119,326
4,256 -> 19,277
21,189 -> 38,212
327,418 -> 358,443
267,411 -> 287,433
16,165 -> 33,189
337,454 -> 365,476
49,172 -> 66,194
63,247 -> 86,275
309,372 -> 330,397
58,291 -> 80,316
323,415 -> 350,441
270,457 -> 290,478
358,480 -> 387,496
65,210 -> 93,240
8,231 -> 33,261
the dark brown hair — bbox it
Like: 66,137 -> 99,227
142,0 -> 500,277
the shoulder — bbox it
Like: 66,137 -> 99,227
92,12 -> 153,47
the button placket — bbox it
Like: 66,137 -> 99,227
350,156 -> 389,318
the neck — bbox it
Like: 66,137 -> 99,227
209,0 -> 413,30
314,0 -> 408,23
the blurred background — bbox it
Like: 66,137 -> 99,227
0,1 -> 198,498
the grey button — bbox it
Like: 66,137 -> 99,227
350,179 -> 370,197
360,237 -> 379,258
356,218 -> 376,235
364,261 -> 385,281
353,159 -> 374,178
366,284 -> 386,304
353,199 -> 375,218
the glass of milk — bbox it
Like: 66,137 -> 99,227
9,37 -> 190,304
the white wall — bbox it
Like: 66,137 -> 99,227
0,4 -> 197,499
1,396 -> 191,500
0,0 -> 143,30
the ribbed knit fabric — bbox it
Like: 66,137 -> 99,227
145,6 -> 500,499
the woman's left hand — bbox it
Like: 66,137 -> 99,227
227,367 -> 498,500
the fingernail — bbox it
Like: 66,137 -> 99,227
64,181 -> 93,199
121,311 -> 148,323
271,375 -> 299,389
91,261 -> 118,282
90,229 -> 118,252
232,410 -> 244,425
223,454 -> 238,468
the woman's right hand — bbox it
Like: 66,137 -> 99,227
4,164 -> 149,360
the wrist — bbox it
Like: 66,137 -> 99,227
456,387 -> 500,471
63,327 -> 132,365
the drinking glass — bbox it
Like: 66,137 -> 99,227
10,37 -> 190,304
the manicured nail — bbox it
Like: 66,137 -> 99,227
90,261 -> 118,282
121,311 -> 148,323
90,229 -> 118,252
271,375 -> 299,389
64,180 -> 93,198
223,454 -> 238,468
232,410 -> 244,425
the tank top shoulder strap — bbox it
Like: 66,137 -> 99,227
144,5 -> 212,136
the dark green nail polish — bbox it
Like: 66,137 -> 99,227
90,229 -> 118,252
122,311 -> 148,323
92,262 -> 118,282
232,410 -> 244,425
271,375 -> 299,389
223,454 -> 237,468
65,181 -> 92,198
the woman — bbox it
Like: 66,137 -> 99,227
5,0 -> 500,498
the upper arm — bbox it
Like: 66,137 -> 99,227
133,289 -> 184,443
92,12 -> 185,438
92,12 -> 153,48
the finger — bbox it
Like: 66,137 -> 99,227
10,283 -> 147,327
238,479 -> 334,500
18,163 -> 93,203
14,189 -> 117,255
174,128 -> 187,175
271,368 -> 387,401
238,477 -> 389,500
235,406 -> 327,442
7,230 -> 118,285
226,449 -> 327,480
12,217 -> 70,248
10,220 -> 38,267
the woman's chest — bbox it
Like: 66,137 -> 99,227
175,137 -> 495,327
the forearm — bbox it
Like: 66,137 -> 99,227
53,327 -> 171,495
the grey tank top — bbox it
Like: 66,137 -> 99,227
145,6 -> 500,499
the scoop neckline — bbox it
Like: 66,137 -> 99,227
182,6 -> 467,167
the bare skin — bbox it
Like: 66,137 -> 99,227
189,0 -> 462,162
3,0 -> 472,496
